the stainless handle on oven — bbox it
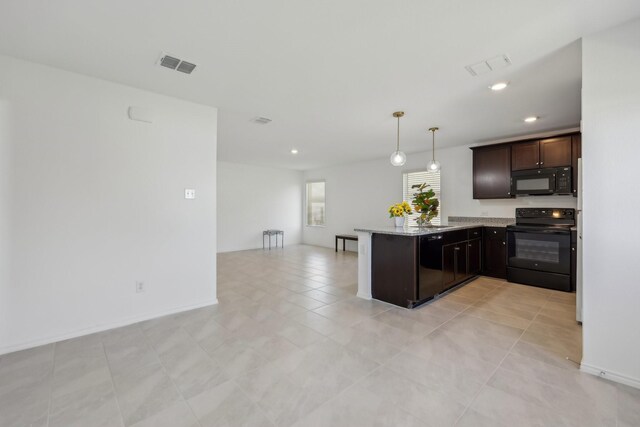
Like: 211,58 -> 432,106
509,229 -> 570,235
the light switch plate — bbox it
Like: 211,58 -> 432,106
185,189 -> 196,199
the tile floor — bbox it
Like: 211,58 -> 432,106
1,245 -> 639,426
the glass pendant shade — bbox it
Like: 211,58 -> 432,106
427,159 -> 441,172
390,150 -> 407,166
390,111 -> 405,167
427,127 -> 441,172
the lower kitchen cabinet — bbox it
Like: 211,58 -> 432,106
483,227 -> 507,279
468,238 -> 482,276
443,242 -> 468,292
371,227 -> 494,309
371,233 -> 418,307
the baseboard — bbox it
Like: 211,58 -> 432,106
356,291 -> 371,300
0,298 -> 219,356
580,362 -> 640,389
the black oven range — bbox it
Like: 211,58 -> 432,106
506,208 -> 577,292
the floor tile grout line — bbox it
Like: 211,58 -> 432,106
44,342 -> 56,427
452,293 -> 546,426
289,362 -> 389,425
100,340 -> 129,427
138,325 -> 205,427
231,377 -> 278,426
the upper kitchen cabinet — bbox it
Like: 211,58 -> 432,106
472,131 -> 580,200
540,136 -> 572,168
472,144 -> 512,199
511,136 -> 572,171
511,140 -> 540,170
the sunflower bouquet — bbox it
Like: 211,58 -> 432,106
411,183 -> 439,226
388,201 -> 412,218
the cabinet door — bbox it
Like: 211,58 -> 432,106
472,145 -> 512,199
467,238 -> 482,276
372,234 -> 418,307
540,136 -> 572,168
442,244 -> 456,291
418,236 -> 443,301
511,141 -> 540,171
571,133 -> 581,196
455,244 -> 468,281
483,228 -> 506,279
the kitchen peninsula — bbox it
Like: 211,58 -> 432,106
355,219 -> 512,308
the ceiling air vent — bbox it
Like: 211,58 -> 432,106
159,55 -> 180,70
157,52 -> 197,74
465,54 -> 511,76
253,117 -> 272,124
176,61 -> 196,74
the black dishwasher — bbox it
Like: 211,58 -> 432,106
418,234 -> 444,300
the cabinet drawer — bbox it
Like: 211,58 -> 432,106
467,227 -> 482,240
484,227 -> 505,240
443,229 -> 467,245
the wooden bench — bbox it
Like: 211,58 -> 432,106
335,234 -> 358,252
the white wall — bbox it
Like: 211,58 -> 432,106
217,161 -> 303,252
0,55 -> 218,354
581,19 -> 640,388
303,144 -> 576,250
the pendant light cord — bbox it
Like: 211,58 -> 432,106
396,116 -> 400,152
432,129 -> 435,161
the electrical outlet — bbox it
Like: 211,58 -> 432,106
185,189 -> 196,199
135,281 -> 144,293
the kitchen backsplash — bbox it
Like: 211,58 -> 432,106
448,216 -> 515,226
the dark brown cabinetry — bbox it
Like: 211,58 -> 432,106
371,234 -> 418,307
442,243 -> 468,292
540,136 -> 572,168
472,145 -> 512,199
371,228 -> 485,308
511,141 -> 539,171
472,132 -> 581,200
511,136 -> 572,171
468,239 -> 482,276
483,227 -> 507,279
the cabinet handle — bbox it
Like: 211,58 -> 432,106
536,162 -> 539,165
493,231 -> 497,234
502,242 -> 506,245
468,244 -> 472,247
540,161 -> 544,165
455,247 -> 461,251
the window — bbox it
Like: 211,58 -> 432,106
306,181 -> 326,226
403,170 -> 441,226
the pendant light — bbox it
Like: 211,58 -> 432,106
390,111 -> 406,166
427,127 -> 441,172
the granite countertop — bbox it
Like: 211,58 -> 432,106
354,217 -> 515,236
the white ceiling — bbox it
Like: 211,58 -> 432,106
1,1 -> 639,170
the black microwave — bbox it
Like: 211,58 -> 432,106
511,167 -> 572,195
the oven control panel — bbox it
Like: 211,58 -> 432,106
515,208 -> 575,219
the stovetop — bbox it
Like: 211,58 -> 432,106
513,207 -> 576,228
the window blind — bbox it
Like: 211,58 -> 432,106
403,170 -> 441,226
306,181 -> 326,226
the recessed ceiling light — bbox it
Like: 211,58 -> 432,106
490,82 -> 508,91
524,116 -> 538,123
290,148 -> 298,154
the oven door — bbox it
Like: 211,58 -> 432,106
507,227 -> 570,274
511,170 -> 556,195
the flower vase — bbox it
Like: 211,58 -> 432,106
394,216 -> 405,227
416,214 -> 431,228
